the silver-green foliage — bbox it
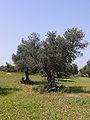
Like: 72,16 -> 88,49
12,28 -> 88,84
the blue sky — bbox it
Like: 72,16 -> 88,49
0,0 -> 90,69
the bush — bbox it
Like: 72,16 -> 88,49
32,84 -> 47,93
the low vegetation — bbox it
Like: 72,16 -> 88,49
80,60 -> 90,77
0,72 -> 90,120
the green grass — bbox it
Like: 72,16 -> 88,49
0,72 -> 90,120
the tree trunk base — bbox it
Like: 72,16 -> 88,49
47,85 -> 64,92
20,77 -> 31,84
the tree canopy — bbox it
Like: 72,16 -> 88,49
12,28 -> 88,87
12,32 -> 41,81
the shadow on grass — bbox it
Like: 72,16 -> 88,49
61,86 -> 90,93
56,79 -> 74,82
21,79 -> 90,94
30,80 -> 47,85
32,82 -> 90,93
21,79 -> 47,85
0,87 -> 20,96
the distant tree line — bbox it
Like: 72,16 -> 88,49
0,62 -> 78,77
0,62 -> 17,72
79,60 -> 90,78
12,28 -> 88,88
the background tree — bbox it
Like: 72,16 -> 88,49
79,65 -> 87,77
79,60 -> 90,77
65,64 -> 78,77
5,62 -> 17,72
0,63 -> 16,72
86,60 -> 90,77
0,65 -> 5,72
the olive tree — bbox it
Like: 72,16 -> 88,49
12,32 -> 41,82
12,28 -> 88,88
41,28 -> 88,87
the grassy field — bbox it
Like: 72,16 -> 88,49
0,72 -> 90,120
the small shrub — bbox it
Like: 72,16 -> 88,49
33,84 -> 47,93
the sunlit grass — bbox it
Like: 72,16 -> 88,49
0,72 -> 90,120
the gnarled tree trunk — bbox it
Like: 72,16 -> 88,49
25,68 -> 29,81
88,73 -> 90,78
47,71 -> 55,88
